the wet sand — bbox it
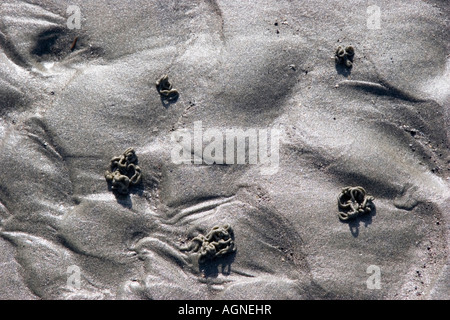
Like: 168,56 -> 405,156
0,0 -> 448,299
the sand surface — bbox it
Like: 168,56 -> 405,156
0,0 -> 449,299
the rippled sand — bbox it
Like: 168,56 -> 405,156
0,0 -> 448,299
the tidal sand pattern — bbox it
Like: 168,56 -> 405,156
0,0 -> 448,300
